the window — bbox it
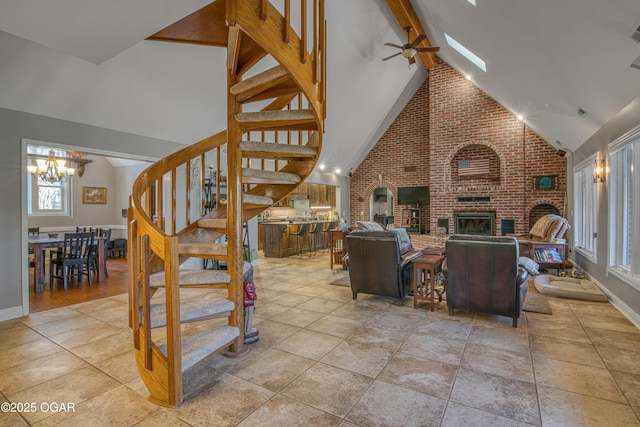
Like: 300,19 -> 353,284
609,126 -> 640,289
573,155 -> 597,261
27,146 -> 72,216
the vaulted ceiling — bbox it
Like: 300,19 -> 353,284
1,0 -> 640,174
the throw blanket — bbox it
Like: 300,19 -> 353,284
530,214 -> 570,241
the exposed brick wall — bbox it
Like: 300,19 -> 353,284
350,58 -> 566,246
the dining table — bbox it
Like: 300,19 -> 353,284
28,234 -> 108,292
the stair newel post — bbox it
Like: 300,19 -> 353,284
225,66 -> 248,356
164,234 -> 182,406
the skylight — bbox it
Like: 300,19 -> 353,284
444,33 -> 486,72
466,0 -> 476,5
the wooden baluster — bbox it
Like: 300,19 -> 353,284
171,169 -> 176,235
300,0 -> 307,63
185,160 -> 191,226
284,0 -> 290,42
226,0 -> 236,26
157,178 -> 164,232
261,0 -> 268,20
313,0 -> 318,83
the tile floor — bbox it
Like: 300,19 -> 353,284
1,252 -> 640,426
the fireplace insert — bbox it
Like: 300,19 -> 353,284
455,212 -> 495,235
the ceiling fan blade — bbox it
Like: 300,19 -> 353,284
382,52 -> 402,61
409,56 -> 416,65
416,46 -> 440,52
384,42 -> 403,49
411,34 -> 426,46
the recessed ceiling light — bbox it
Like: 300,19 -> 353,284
465,74 -> 472,80
335,168 -> 341,175
517,114 -> 524,121
319,163 -> 325,170
444,33 -> 486,72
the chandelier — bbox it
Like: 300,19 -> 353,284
27,150 -> 76,183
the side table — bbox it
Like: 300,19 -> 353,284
330,230 -> 347,269
413,254 -> 445,311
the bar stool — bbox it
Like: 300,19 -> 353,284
309,222 -> 324,254
288,223 -> 311,258
321,221 -> 338,252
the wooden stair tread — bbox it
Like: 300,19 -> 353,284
242,168 -> 300,184
242,193 -> 273,206
240,141 -> 317,160
150,269 -> 231,288
236,109 -> 317,131
150,292 -> 234,328
197,218 -> 228,229
158,326 -> 240,373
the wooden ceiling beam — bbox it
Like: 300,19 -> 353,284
384,0 -> 437,69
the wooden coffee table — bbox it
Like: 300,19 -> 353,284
413,254 -> 445,311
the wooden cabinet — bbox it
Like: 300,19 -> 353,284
274,182 -> 337,207
402,208 -> 424,234
519,240 -> 566,271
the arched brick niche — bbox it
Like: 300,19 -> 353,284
450,143 -> 500,186
526,202 -> 562,231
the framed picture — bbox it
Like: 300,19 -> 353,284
82,186 -> 107,204
533,175 -> 558,190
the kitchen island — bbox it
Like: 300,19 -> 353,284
259,220 -> 331,258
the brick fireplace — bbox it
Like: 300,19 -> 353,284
349,58 -> 567,250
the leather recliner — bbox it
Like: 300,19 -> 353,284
345,230 -> 422,305
444,235 -> 528,327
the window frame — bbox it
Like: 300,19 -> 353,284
573,154 -> 598,263
27,146 -> 73,217
608,125 -> 640,290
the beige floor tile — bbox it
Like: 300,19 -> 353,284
586,327 -> 640,352
526,316 -> 591,343
461,343 -> 534,383
524,305 -> 579,325
0,319 -> 28,332
229,348 -> 313,391
306,314 -> 361,338
93,350 -> 139,383
414,316 -> 474,341
67,329 -> 131,364
269,307 -> 325,327
29,315 -> 103,338
346,380 -> 446,427
0,393 -> 29,426
266,281 -> 306,292
34,384 -> 160,427
7,366 -> 120,424
70,296 -> 127,313
442,401 -> 533,427
378,352 -> 458,399
251,301 -> 291,319
19,307 -> 81,327
568,300 -> 626,318
0,327 -> 45,351
634,406 -> 640,420
598,346 -> 640,375
319,288 -> 358,304
450,367 -> 540,425
533,356 -> 626,403
290,285 -> 333,297
238,394 -> 340,426
538,385 -> 640,427
177,374 -> 274,427
272,293 -> 314,307
182,361 -> 224,400
577,313 -> 640,335
0,350 -> 88,395
297,297 -> 346,314
47,321 -> 123,349
348,325 -> 408,352
84,305 -> 130,329
281,363 -> 372,418
611,371 -> 640,406
133,409 -> 192,426
248,319 -> 300,347
204,344 -> 269,372
273,329 -> 342,360
529,335 -> 605,368
468,324 -> 530,353
401,332 -> 466,365
0,338 -> 63,371
329,302 -> 379,320
320,339 -> 395,378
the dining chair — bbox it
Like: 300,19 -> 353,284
49,232 -> 94,290
89,228 -> 110,277
321,221 -> 338,252
28,227 -> 40,269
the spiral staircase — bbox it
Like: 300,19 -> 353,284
128,0 -> 326,407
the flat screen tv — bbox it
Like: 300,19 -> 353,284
397,186 -> 429,206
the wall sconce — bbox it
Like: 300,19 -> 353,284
594,158 -> 605,183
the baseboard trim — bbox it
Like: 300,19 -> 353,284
587,273 -> 640,330
0,305 -> 24,322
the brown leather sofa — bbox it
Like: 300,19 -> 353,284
345,230 -> 422,304
444,235 -> 528,327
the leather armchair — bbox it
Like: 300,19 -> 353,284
444,235 -> 528,327
345,230 -> 422,305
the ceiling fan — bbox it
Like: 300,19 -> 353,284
382,26 -> 440,65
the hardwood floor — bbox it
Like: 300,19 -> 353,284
29,258 -> 128,312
